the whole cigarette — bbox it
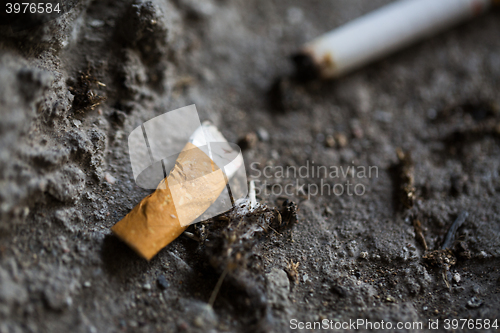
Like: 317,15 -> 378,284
294,0 -> 492,80
112,123 -> 239,260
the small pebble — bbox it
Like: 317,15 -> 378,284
452,273 -> 460,283
89,19 -> 105,28
111,110 -> 127,126
83,281 -> 91,288
325,135 -> 335,148
426,108 -> 437,120
385,296 -> 396,303
271,149 -> 280,160
467,296 -> 482,308
194,317 -> 204,328
256,127 -> 270,142
360,252 -> 368,259
142,283 -> 151,291
157,275 -> 169,290
104,173 -> 116,184
334,133 -> 348,148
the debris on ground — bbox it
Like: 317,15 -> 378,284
422,212 -> 469,288
191,198 -> 298,329
68,67 -> 107,112
395,148 -> 416,209
441,211 -> 468,250
285,259 -> 300,285
412,218 -> 428,251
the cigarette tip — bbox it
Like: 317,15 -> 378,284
290,52 -> 321,82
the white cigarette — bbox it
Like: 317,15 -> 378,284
294,0 -> 492,79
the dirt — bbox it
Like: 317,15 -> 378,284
0,0 -> 500,332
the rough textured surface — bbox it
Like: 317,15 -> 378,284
0,0 -> 499,332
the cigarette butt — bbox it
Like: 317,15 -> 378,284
111,142 -> 227,260
293,0 -> 492,80
112,109 -> 246,260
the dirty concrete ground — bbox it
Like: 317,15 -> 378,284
1,0 -> 500,332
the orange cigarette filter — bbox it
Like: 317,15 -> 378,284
111,142 -> 227,260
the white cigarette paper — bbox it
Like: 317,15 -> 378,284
298,0 -> 491,79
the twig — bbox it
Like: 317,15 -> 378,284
412,218 -> 428,251
183,231 -> 200,242
208,266 -> 229,307
442,211 -> 468,249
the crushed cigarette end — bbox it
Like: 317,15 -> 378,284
111,143 -> 228,260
